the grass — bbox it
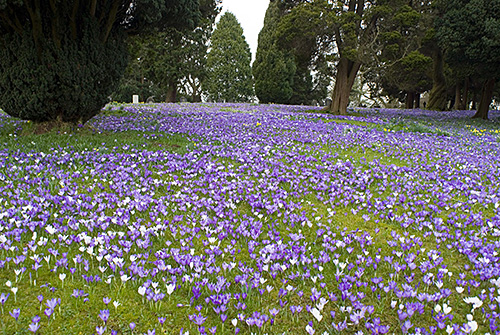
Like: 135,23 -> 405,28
0,105 -> 498,334
0,120 -> 192,155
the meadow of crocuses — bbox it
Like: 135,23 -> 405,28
0,103 -> 500,335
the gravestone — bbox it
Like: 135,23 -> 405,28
325,98 -> 332,108
132,95 -> 139,104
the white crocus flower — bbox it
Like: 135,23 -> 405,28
113,301 -> 121,310
463,297 -> 483,310
166,283 -> 175,295
310,307 -> 323,322
434,304 -> 442,313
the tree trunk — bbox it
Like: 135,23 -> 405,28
454,78 -> 470,110
406,92 -> 414,109
471,89 -> 477,110
166,80 -> 177,103
473,78 -> 495,120
329,57 -> 361,115
415,93 -> 420,108
459,77 -> 469,110
453,83 -> 461,110
428,48 -> 447,111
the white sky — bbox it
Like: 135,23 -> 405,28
219,0 -> 269,61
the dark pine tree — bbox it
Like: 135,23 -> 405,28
436,0 -> 500,119
253,1 -> 296,104
0,0 -> 199,125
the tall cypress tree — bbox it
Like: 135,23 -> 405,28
204,12 -> 254,103
253,1 -> 296,104
0,1 -> 199,125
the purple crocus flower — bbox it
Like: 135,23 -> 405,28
401,319 -> 413,333
45,298 -> 58,310
9,308 -> 20,321
96,325 -> 106,335
0,293 -> 9,306
44,308 -> 53,320
189,313 -> 207,326
28,322 -> 40,333
306,321 -> 315,335
99,309 -> 110,323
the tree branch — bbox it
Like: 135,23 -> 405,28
0,11 -> 23,35
9,7 -> 25,34
25,0 -> 43,58
90,0 -> 97,17
70,0 -> 80,40
103,0 -> 120,43
348,0 -> 356,12
356,0 -> 365,17
334,25 -> 343,52
49,0 -> 61,48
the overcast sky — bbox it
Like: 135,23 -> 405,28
219,0 -> 269,61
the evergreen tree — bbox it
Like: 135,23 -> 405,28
277,0 -> 423,114
0,1 -> 199,125
112,33 -> 164,103
253,1 -> 296,104
366,3 -> 434,109
275,0 -> 334,105
115,0 -> 221,103
436,0 -> 500,119
204,12 -> 254,102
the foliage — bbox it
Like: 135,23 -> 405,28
275,0 -> 334,104
436,0 -> 500,79
277,0 -> 430,114
204,12 -> 254,102
111,35 -> 164,103
253,1 -> 296,104
358,1 -> 434,107
0,0 -> 200,123
379,51 -> 433,104
114,0 -> 221,103
0,20 -> 127,124
436,0 -> 500,118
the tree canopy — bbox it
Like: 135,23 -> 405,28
0,0 -> 200,124
204,12 -> 254,103
114,0 -> 221,103
436,0 -> 500,119
273,0 -> 333,105
253,1 -> 296,104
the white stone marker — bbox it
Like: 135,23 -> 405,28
132,95 -> 139,104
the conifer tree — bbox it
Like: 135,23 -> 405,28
116,0 -> 221,103
253,1 -> 296,104
436,0 -> 500,119
204,12 -> 254,102
0,0 -> 199,125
